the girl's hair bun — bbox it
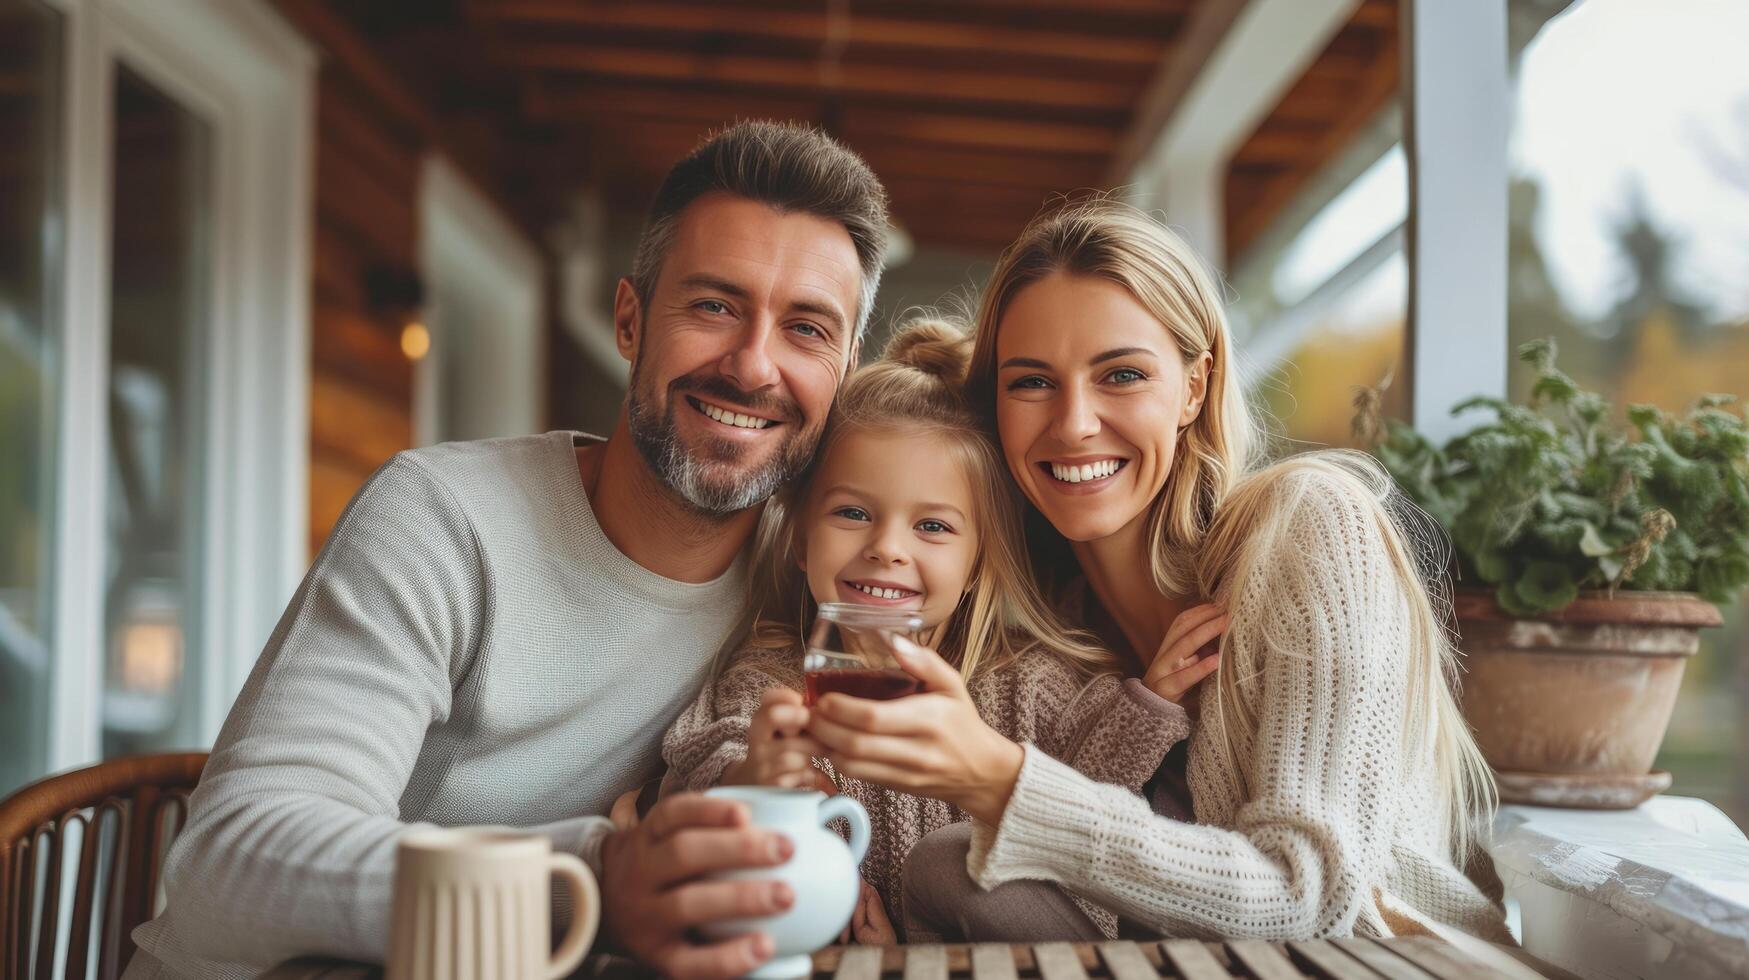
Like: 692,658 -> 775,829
881,317 -> 972,386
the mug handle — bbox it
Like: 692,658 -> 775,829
817,795 -> 870,864
546,852 -> 600,980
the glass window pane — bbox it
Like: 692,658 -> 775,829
1509,0 -> 1749,825
102,66 -> 211,757
0,0 -> 65,796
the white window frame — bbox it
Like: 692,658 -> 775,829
43,0 -> 315,773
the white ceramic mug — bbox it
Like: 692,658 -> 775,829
700,787 -> 871,980
387,827 -> 599,980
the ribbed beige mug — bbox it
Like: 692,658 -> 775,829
387,827 -> 599,980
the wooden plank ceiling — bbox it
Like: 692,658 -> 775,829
330,0 -> 1195,254
331,0 -> 1399,258
1223,0 -> 1399,264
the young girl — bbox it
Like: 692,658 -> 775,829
661,319 -> 1220,940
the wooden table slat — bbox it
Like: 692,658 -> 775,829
1035,942 -> 1092,980
1096,941 -> 1160,980
1326,939 -> 1441,980
1225,940 -> 1308,980
1284,940 -> 1383,980
1159,940 -> 1233,980
902,944 -> 949,980
259,938 -> 1551,980
970,943 -> 1020,980
834,945 -> 885,980
1380,937 -> 1495,980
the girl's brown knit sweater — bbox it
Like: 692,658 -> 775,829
661,643 -> 1189,935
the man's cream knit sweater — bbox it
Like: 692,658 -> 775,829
968,467 -> 1511,942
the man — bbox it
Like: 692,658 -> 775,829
126,121 -> 889,980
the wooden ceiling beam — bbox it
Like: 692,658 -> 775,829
514,127 -> 1104,204
520,85 -> 1119,161
470,1 -> 1166,68
858,145 -> 1101,192
521,82 -> 823,129
493,43 -> 1136,112
1106,0 -> 1253,183
468,0 -> 1195,33
1224,25 -> 1400,260
841,109 -> 1119,157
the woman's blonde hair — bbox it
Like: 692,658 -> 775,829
968,198 -> 1495,860
737,317 -> 1118,684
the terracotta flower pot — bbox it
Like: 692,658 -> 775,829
1452,588 -> 1722,809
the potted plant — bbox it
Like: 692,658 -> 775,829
1357,339 -> 1749,808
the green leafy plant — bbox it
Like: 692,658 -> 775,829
1357,339 -> 1749,616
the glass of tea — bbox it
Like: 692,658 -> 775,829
803,603 -> 925,705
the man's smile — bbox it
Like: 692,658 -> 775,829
686,395 -> 780,431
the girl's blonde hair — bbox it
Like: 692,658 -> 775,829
740,317 -> 1117,683
968,198 -> 1496,860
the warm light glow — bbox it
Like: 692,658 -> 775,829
120,621 -> 182,695
401,322 -> 431,361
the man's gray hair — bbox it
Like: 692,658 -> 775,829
630,120 -> 890,340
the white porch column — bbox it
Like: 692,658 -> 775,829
1403,0 -> 1510,441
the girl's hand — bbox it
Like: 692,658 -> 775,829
1143,603 -> 1227,703
850,880 -> 897,945
723,688 -> 828,789
807,636 -> 1024,825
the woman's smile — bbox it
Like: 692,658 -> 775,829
1037,456 -> 1129,493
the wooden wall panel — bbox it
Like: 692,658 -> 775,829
304,68 -> 422,555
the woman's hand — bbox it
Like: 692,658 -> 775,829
723,688 -> 829,789
1143,603 -> 1227,703
807,636 -> 1024,825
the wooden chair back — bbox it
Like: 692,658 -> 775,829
0,753 -> 207,980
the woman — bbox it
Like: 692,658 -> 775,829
804,200 -> 1509,943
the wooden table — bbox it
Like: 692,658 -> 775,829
267,936 -> 1563,980
802,939 -> 1556,980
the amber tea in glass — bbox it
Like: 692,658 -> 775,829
802,603 -> 925,705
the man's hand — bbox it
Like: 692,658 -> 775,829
723,688 -> 827,788
599,793 -> 795,978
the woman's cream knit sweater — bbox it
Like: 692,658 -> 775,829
968,468 -> 1511,942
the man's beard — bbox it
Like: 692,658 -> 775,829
626,360 -> 819,517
